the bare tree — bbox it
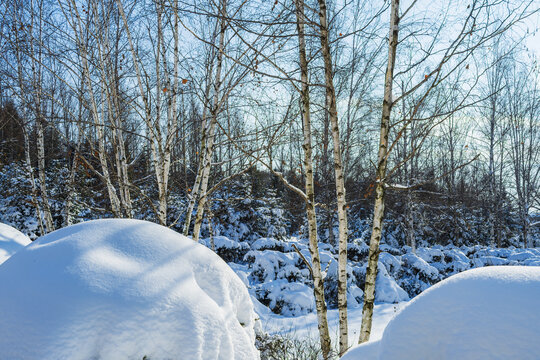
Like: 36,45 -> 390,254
316,0 -> 350,354
359,0 -> 538,343
505,60 -> 540,248
295,0 -> 332,356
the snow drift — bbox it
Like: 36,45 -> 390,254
0,219 -> 259,360
0,222 -> 31,264
342,266 -> 540,360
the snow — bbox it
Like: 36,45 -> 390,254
342,266 -> 540,360
374,263 -> 409,303
252,237 -> 289,251
0,219 -> 259,360
256,279 -> 315,316
0,222 -> 31,264
261,301 -> 406,347
401,252 -> 439,280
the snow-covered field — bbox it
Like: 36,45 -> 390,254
1,220 -> 539,359
260,300 -> 406,346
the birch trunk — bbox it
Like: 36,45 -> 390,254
13,18 -> 44,234
295,0 -> 331,357
316,0 -> 349,354
192,0 -> 227,242
64,127 -> 81,226
36,117 -> 54,231
182,83 -> 212,235
92,5 -> 133,218
154,2 -> 171,225
23,128 -> 45,235
191,115 -> 218,241
30,3 -> 54,232
68,2 -> 122,217
359,0 -> 399,344
117,0 -> 170,224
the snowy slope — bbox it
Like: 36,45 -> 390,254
0,222 -> 31,264
342,266 -> 540,360
0,219 -> 259,360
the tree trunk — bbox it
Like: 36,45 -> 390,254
183,83 -> 212,236
36,116 -> 54,232
192,0 -> 227,242
295,0 -> 332,358
70,5 -> 122,218
316,0 -> 349,354
23,128 -> 45,235
30,3 -> 54,233
359,0 -> 399,344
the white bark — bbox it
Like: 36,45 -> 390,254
35,117 -> 54,232
192,0 -> 227,242
295,0 -> 332,357
117,0 -> 176,225
30,1 -> 54,232
359,0 -> 399,344
183,80 -> 212,235
316,0 -> 349,354
66,0 -> 122,217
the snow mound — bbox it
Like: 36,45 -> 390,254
343,266 -> 540,360
0,222 -> 31,264
0,219 -> 259,360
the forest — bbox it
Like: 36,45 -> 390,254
0,0 -> 540,359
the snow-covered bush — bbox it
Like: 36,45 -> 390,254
246,249 -> 307,284
201,236 -> 250,263
254,279 -> 315,316
0,164 -> 40,238
0,219 -> 259,360
347,240 -> 369,261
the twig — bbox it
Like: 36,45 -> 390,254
292,243 -> 313,278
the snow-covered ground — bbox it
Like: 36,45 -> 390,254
0,219 -> 259,360
0,222 -> 31,264
342,266 -> 540,360
1,219 -> 539,359
259,300 -> 406,346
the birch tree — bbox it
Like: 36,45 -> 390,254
116,0 -> 179,225
359,0 -> 538,343
358,0 -> 400,344
295,0 -> 332,357
190,0 -> 227,242
316,0 -> 349,354
505,61 -> 540,248
61,0 -> 123,217
30,0 -> 54,232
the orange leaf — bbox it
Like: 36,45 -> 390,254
182,79 -> 188,84
339,33 -> 343,36
424,74 -> 429,80
163,88 -> 168,92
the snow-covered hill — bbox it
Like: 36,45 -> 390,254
0,222 -> 31,264
0,219 -> 259,360
342,266 -> 540,359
